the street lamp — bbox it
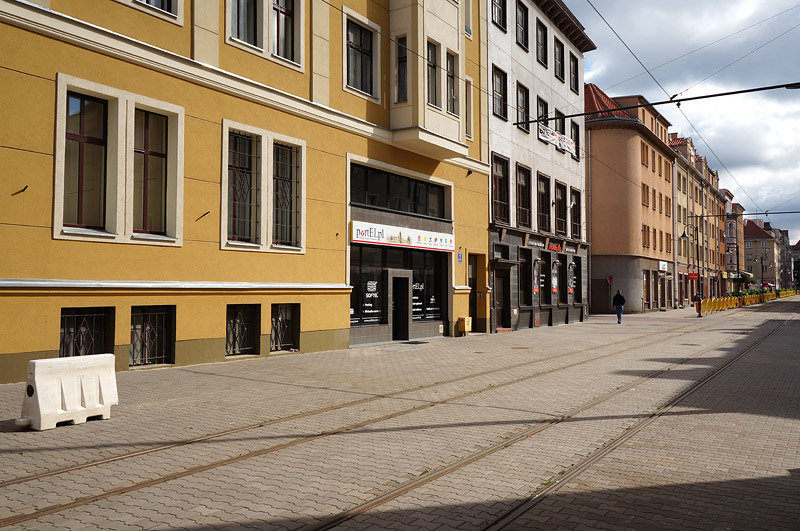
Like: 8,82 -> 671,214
680,224 -> 702,317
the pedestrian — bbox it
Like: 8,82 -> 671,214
691,292 -> 702,318
612,290 -> 625,324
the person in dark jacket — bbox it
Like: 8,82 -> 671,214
612,290 -> 625,324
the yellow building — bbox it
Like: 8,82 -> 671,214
0,0 -> 490,383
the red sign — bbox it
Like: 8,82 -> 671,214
688,273 -> 699,280
548,242 -> 562,252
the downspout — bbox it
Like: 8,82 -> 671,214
672,158 -> 678,307
586,127 -> 592,315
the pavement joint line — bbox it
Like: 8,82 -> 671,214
0,313 -> 756,528
1,314 -> 731,491
485,315 -> 794,530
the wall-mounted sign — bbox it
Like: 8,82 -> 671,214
548,242 -> 563,252
351,221 -> 455,252
659,261 -> 668,272
607,275 -> 613,284
565,246 -> 577,254
458,251 -> 463,264
538,123 -> 576,155
688,273 -> 699,280
529,239 -> 546,248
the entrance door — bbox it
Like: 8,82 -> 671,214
495,270 -> 511,329
468,255 -> 478,325
392,277 -> 410,341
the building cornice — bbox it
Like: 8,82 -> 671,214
0,278 -> 352,291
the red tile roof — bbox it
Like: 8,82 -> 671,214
584,84 -> 637,121
744,220 -> 774,240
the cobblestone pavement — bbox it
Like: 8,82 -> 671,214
0,299 -> 797,530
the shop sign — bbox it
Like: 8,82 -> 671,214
538,123 -> 576,155
659,261 -> 668,272
688,273 -> 699,280
548,242 -> 562,252
565,246 -> 577,254
351,221 -> 455,251
528,239 -> 545,248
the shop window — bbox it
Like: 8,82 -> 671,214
520,248 -> 532,306
270,303 -> 299,351
559,254 -> 568,304
130,306 -> 175,366
573,257 -> 582,303
59,307 -> 115,358
540,252 -> 551,305
226,304 -> 260,355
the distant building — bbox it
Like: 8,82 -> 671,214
744,220 -> 779,288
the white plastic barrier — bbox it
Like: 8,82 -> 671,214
15,354 -> 118,430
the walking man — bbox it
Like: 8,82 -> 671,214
612,290 -> 625,324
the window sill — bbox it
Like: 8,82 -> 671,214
132,233 -> 177,243
271,244 -> 303,253
344,84 -> 380,104
229,37 -> 264,54
61,227 -> 117,239
270,52 -> 304,72
446,110 -> 460,118
225,240 -> 262,249
427,102 -> 442,111
134,0 -> 178,18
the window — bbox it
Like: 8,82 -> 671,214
642,224 -> 649,247
570,120 -> 580,159
492,155 -> 510,224
516,1 -> 528,49
642,183 -> 649,206
271,304 -> 300,351
520,248 -> 532,306
651,148 -> 656,172
537,175 -> 550,231
232,0 -> 259,47
273,0 -> 295,61
569,53 -> 579,93
492,66 -> 508,119
143,0 -> 174,13
226,304 -> 260,355
350,163 -> 446,219
116,0 -> 183,23
659,192 -> 663,213
761,241 -> 767,248
465,78 -> 473,138
55,75 -> 184,245
665,197 -> 671,217
652,189 -> 656,210
570,189 -> 580,239
227,131 -> 260,243
133,109 -> 168,235
396,36 -> 407,103
273,143 -> 301,246
446,52 -> 458,114
537,97 -> 548,126
492,0 -> 506,29
660,230 -> 663,251
64,92 -> 108,230
517,164 -> 531,228
658,154 -> 662,176
130,306 -> 175,366
554,38 -> 564,80
554,109 -> 565,135
464,0 -> 473,35
516,83 -> 530,132
427,42 -> 439,106
346,19 -> 374,96
536,19 -> 547,66
60,307 -> 115,357
641,141 -> 648,166
555,182 -> 567,235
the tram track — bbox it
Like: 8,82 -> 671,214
0,308 -> 768,528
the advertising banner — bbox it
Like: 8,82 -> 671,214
351,221 -> 455,252
538,123 -> 576,155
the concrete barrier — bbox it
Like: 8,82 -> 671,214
15,354 -> 118,430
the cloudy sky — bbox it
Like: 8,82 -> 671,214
562,0 -> 800,243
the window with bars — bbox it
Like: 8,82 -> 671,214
346,19 -> 373,95
517,164 -> 531,228
134,109 -> 168,234
446,52 -> 458,114
64,92 -> 107,230
227,131 -> 260,243
554,38 -> 564,80
492,155 -> 510,224
130,306 -> 174,366
536,19 -> 547,66
59,307 -> 115,358
554,182 -> 567,235
492,66 -> 507,119
516,83 -> 529,132
397,36 -> 407,103
271,303 -> 299,351
569,52 -> 579,93
537,174 -> 550,232
226,304 -> 260,355
273,143 -> 301,247
427,42 -> 439,106
273,0 -> 295,60
570,188 -> 580,239
516,1 -> 528,49
232,0 -> 259,47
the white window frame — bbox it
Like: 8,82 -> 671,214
225,0 -> 306,72
342,7 -> 381,104
220,120 -> 306,254
114,0 -> 184,25
53,74 -> 184,247
464,76 -> 474,139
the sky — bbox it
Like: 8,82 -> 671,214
562,0 -> 800,244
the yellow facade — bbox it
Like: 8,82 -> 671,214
0,0 -> 490,382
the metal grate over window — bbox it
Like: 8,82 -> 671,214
228,131 -> 260,243
270,303 -> 299,351
273,143 -> 300,246
226,304 -> 260,355
130,306 -> 174,366
60,307 -> 114,357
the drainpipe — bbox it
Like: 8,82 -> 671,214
586,127 -> 592,315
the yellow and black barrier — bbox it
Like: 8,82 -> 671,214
700,290 -> 797,315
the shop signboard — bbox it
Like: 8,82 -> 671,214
351,221 -> 455,252
659,261 -> 668,272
